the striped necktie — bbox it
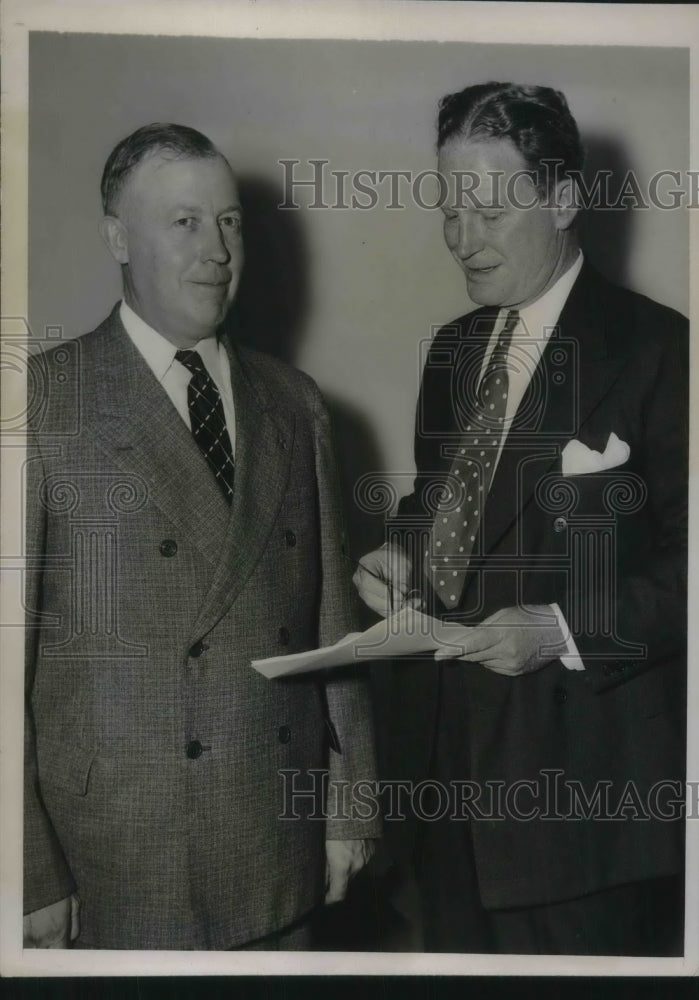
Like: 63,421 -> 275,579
175,349 -> 235,505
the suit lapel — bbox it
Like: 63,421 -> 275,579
189,340 -> 295,639
481,264 -> 629,556
91,308 -> 229,568
90,310 -> 295,634
423,307 -> 496,473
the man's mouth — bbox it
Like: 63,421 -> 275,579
466,264 -> 500,276
190,270 -> 233,287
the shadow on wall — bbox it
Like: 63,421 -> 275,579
223,175 -> 310,364
578,133 -> 635,289
325,395 -> 387,572
223,174 -> 387,572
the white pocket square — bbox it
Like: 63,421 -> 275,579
561,432 -> 630,476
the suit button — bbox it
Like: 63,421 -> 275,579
278,627 -> 290,646
186,740 -> 203,759
285,530 -> 297,548
278,725 -> 292,744
603,662 -> 624,677
553,517 -> 568,533
189,640 -> 208,658
159,539 -> 178,557
553,686 -> 568,705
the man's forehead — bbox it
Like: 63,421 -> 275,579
437,136 -> 540,208
439,136 -> 529,175
123,150 -> 238,202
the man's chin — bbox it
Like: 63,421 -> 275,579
188,295 -> 234,330
174,312 -> 223,345
464,270 -> 508,306
466,283 -> 505,307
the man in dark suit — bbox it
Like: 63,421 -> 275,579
23,123 -> 379,949
354,83 -> 687,955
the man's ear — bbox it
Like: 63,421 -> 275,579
99,216 -> 129,264
552,177 -> 580,231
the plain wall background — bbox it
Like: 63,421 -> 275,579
29,33 -> 689,559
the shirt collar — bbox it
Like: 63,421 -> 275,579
196,335 -> 225,384
508,250 -> 584,337
119,300 -> 220,382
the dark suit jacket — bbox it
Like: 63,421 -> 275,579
392,264 -> 687,909
24,307 -> 380,948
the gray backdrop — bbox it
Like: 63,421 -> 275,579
29,32 -> 689,560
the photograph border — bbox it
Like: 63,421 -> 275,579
1,0 -> 697,979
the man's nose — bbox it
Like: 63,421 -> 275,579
452,215 -> 483,259
201,223 -> 231,263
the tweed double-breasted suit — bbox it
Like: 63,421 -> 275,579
24,307 -> 379,949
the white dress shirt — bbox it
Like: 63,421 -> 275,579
477,251 -> 585,670
479,250 -> 584,472
120,300 -> 236,456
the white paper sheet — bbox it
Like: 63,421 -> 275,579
250,607 -> 471,679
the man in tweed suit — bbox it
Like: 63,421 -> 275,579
23,123 -> 379,949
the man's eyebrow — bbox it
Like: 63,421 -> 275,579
170,204 -> 242,214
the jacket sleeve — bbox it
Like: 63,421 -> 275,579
23,425 -> 76,913
310,384 -> 381,840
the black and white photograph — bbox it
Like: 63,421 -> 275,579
1,0 -> 697,979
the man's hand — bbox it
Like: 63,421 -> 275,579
324,838 -> 375,904
23,893 -> 80,948
352,544 -> 419,618
434,605 -> 568,676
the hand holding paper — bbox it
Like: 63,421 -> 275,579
251,607 -> 472,679
434,604 -> 568,676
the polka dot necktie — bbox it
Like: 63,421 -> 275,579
425,309 -> 519,610
175,349 -> 235,505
